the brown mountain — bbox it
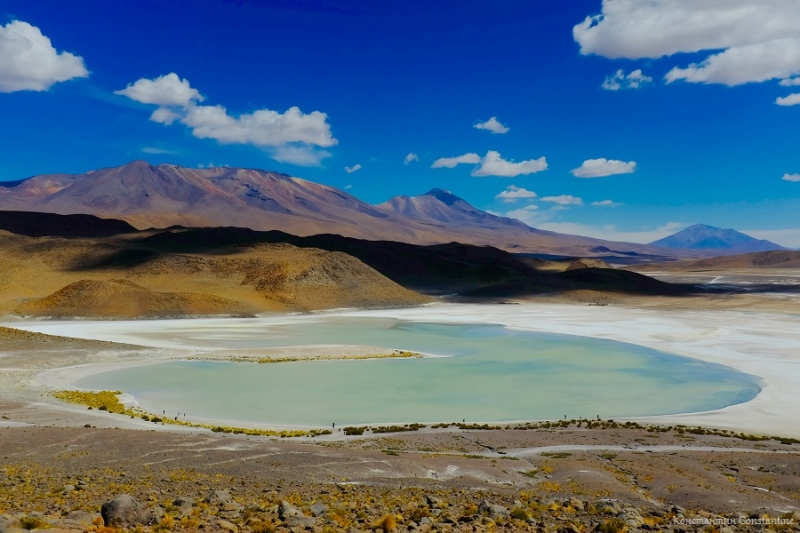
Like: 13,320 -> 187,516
0,161 -> 693,256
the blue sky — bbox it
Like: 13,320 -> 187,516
1,0 -> 800,245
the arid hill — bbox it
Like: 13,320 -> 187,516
0,230 -> 430,318
631,250 -> 800,272
0,161 -> 699,257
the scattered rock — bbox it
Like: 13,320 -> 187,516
216,519 -> 238,532
285,515 -> 316,529
63,484 -> 75,494
425,495 -> 444,509
568,498 -> 585,512
65,511 -> 93,525
101,494 -> 154,528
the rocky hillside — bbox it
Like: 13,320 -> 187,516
0,231 -> 429,318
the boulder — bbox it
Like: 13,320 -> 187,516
425,495 -> 444,509
478,500 -> 508,519
205,490 -> 234,505
172,496 -> 195,518
310,502 -> 328,517
101,494 -> 154,528
279,500 -> 303,519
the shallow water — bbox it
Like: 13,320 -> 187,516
74,318 -> 760,427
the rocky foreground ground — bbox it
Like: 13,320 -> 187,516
0,425 -> 798,533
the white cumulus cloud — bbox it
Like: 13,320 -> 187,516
404,153 -> 419,164
541,195 -> 583,206
592,199 -> 620,206
472,150 -> 548,177
115,73 -> 203,107
602,69 -> 652,90
345,163 -> 362,173
776,93 -> 800,106
575,1 -> 800,88
665,37 -> 800,86
571,158 -> 636,178
474,117 -> 509,134
431,153 -> 481,168
495,185 -> 537,203
783,173 -> 800,182
0,20 -> 88,92
779,77 -> 800,86
116,73 -> 336,166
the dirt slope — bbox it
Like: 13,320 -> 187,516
0,231 -> 430,318
631,250 -> 800,272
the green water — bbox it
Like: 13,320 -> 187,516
74,318 -> 760,427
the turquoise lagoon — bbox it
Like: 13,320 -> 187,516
74,318 -> 760,427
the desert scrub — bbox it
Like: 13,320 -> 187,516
598,518 -> 627,533
19,516 -> 50,530
53,390 -> 129,414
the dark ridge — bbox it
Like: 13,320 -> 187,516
134,227 -> 699,297
0,211 -> 138,238
557,267 -> 693,295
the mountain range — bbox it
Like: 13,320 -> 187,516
0,161 -> 776,257
649,224 -> 785,254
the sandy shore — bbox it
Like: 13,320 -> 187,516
3,302 -> 800,438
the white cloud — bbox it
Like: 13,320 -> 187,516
345,163 -> 362,173
345,184 -> 353,189
141,146 -> 176,155
541,195 -> 583,206
779,77 -> 800,86
665,37 -> 800,86
495,185 -> 537,203
431,153 -> 481,168
268,145 -> 331,166
404,153 -> 419,164
592,199 -> 620,206
182,104 -> 336,148
115,73 -> 203,107
537,221 -> 688,243
783,173 -> 800,182
776,93 -> 800,106
601,69 -> 652,90
150,107 -> 181,125
571,158 -> 636,178
116,73 -> 336,166
575,1 -> 800,88
0,20 -> 88,92
574,1 -> 800,60
472,150 -> 548,177
474,117 -> 509,134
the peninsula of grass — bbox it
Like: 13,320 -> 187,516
187,349 -> 422,365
